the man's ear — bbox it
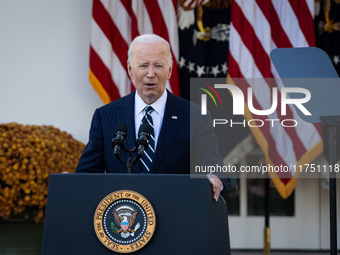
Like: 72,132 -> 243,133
167,66 -> 172,80
127,61 -> 134,80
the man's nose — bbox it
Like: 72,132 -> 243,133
146,67 -> 156,78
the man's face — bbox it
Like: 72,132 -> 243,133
127,41 -> 172,104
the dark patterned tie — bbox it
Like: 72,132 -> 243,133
140,106 -> 155,172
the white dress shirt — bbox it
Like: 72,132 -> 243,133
134,90 -> 167,150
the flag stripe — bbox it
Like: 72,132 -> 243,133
186,0 -> 196,8
93,1 -> 129,74
228,54 -> 294,183
139,1 -> 165,36
132,1 -> 153,34
232,1 -> 307,161
121,1 -> 139,39
157,0 -> 179,61
232,1 -> 272,77
256,1 -> 322,140
228,0 -> 322,198
90,19 -> 131,97
231,1 -> 316,157
288,0 -> 316,46
90,47 -> 120,101
228,55 -> 279,162
91,0 -> 132,99
90,19 -> 113,74
236,0 -> 276,55
255,0 -> 293,48
271,0 -> 308,47
89,0 -> 181,103
101,0 -> 131,45
143,0 -> 181,95
260,1 -> 323,139
228,39 -> 300,167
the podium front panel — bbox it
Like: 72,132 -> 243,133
42,173 -> 229,255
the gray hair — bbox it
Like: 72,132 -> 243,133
127,34 -> 173,66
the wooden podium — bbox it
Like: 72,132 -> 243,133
42,173 -> 230,255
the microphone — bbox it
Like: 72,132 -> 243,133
111,124 -> 127,155
136,123 -> 152,155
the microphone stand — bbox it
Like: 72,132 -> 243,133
125,147 -> 136,174
114,145 -> 142,174
113,151 -> 125,167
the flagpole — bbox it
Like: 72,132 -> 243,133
264,177 -> 270,255
320,116 -> 339,255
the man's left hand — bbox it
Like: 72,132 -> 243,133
207,174 -> 223,202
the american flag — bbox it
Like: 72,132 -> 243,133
228,0 -> 323,198
89,0 -> 181,104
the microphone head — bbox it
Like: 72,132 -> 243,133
112,123 -> 127,152
115,123 -> 127,134
138,123 -> 152,135
136,124 -> 152,153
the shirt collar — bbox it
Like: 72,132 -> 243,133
135,90 -> 168,116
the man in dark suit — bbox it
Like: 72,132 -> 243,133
76,34 -> 229,201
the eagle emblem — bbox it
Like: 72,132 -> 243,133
94,190 -> 156,253
113,205 -> 140,238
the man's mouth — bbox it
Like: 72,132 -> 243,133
145,83 -> 156,87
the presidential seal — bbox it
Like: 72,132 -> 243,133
94,190 -> 156,253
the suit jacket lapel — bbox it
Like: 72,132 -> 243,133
116,91 -> 136,147
115,91 -> 143,173
151,92 -> 183,172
